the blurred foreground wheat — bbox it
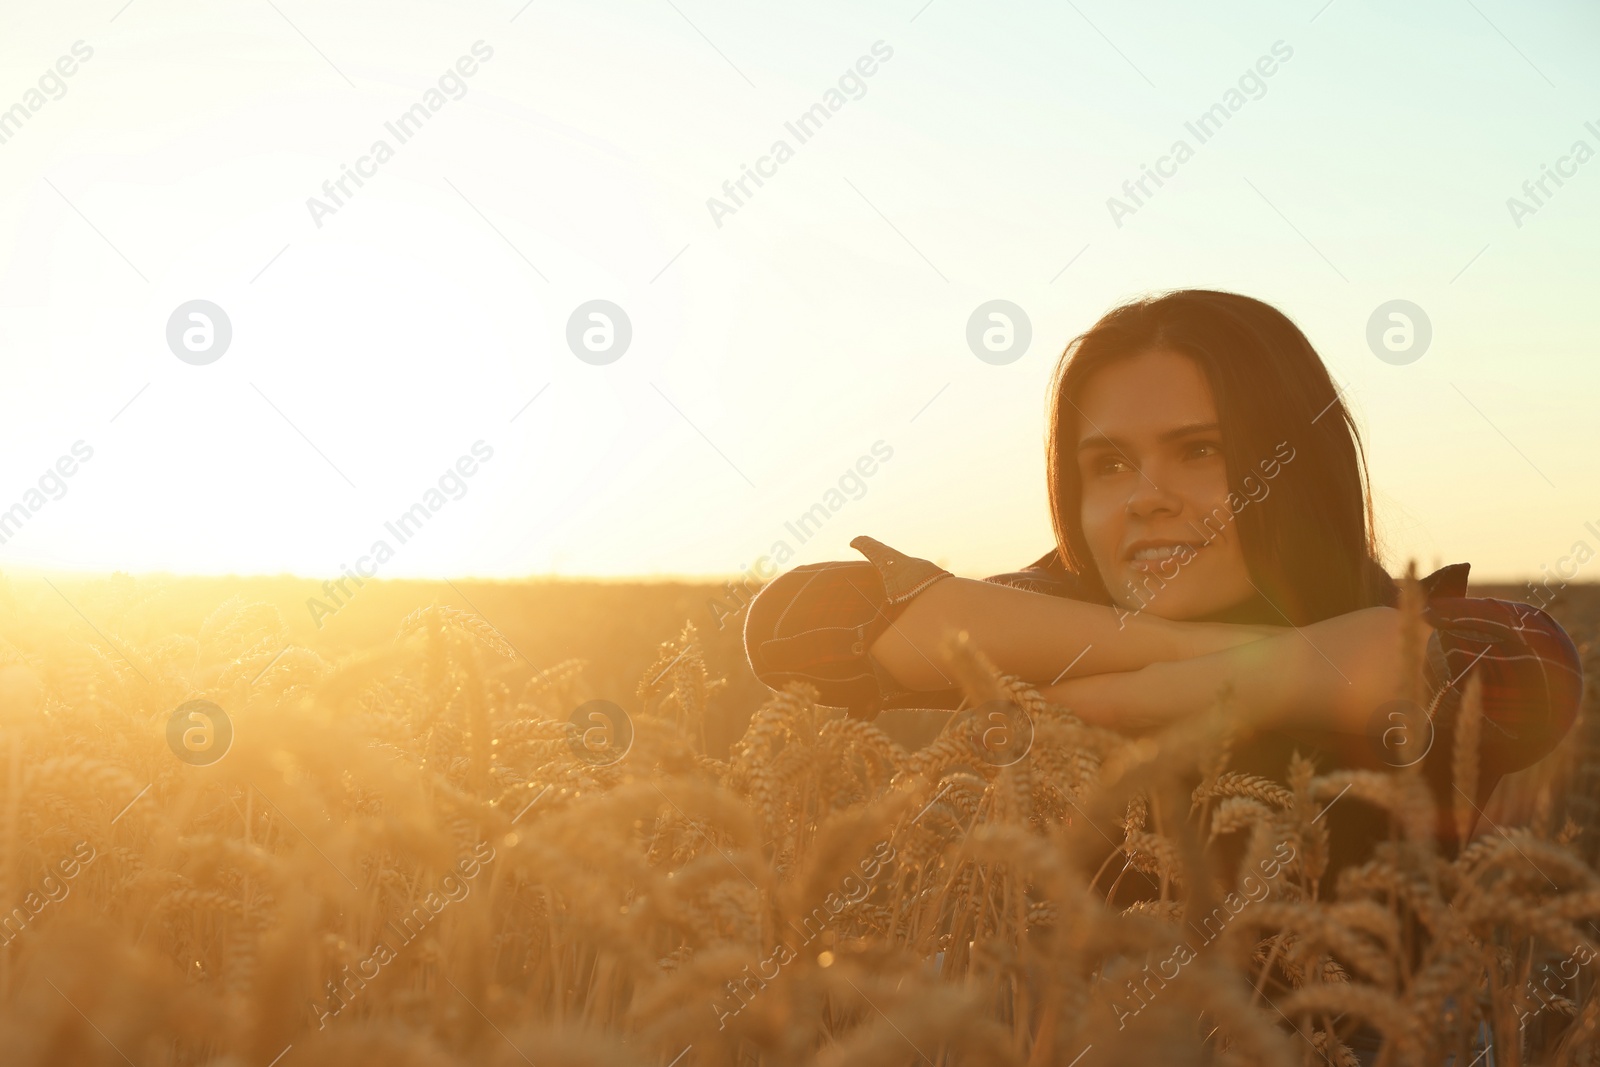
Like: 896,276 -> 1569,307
0,571 -> 1595,1067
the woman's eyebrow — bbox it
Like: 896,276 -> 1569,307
1075,421 -> 1220,452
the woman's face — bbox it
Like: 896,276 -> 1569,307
1074,347 -> 1257,620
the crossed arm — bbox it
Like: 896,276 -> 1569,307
1038,606 -> 1425,738
868,577 -> 1425,737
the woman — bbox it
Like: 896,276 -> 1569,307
741,289 -> 1583,886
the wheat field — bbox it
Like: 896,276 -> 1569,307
0,567 -> 1595,1066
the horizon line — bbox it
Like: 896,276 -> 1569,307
0,562 -> 1576,591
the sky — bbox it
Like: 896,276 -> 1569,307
0,0 -> 1597,586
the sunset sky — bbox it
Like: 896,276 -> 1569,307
1,0 -> 1596,586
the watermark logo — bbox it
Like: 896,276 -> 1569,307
306,440 -> 496,629
0,440 -> 94,548
967,699 -> 1034,767
1517,940 -> 1598,1031
166,699 -> 233,766
711,838 -> 896,1029
566,300 -> 631,365
0,41 -> 95,150
304,41 -> 495,229
166,300 -> 232,365
1366,300 -> 1430,365
1365,697 -> 1434,768
1107,839 -> 1296,1030
310,839 -> 495,1030
0,840 -> 97,950
1506,119 -> 1600,229
1106,40 -> 1294,228
567,699 -> 633,767
1517,513 -> 1600,616
1111,440 -> 1297,628
708,440 -> 895,632
966,300 -> 1031,365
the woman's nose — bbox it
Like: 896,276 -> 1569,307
1124,466 -> 1183,516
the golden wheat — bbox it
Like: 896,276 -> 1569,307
0,573 -> 1592,1067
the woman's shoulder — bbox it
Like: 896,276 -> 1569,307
739,535 -> 1090,717
981,546 -> 1097,600
1412,560 -> 1586,777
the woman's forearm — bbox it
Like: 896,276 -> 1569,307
1037,606 -> 1418,736
866,575 -> 1281,692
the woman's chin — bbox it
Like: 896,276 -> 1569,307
1111,596 -> 1190,622
1114,588 -> 1247,624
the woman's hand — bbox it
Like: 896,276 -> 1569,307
1038,607 -> 1423,738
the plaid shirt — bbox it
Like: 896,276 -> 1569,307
743,535 -> 1585,859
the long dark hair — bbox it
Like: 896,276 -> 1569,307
1044,289 -> 1397,626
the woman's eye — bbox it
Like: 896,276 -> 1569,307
1187,441 -> 1221,459
1091,456 -> 1127,476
